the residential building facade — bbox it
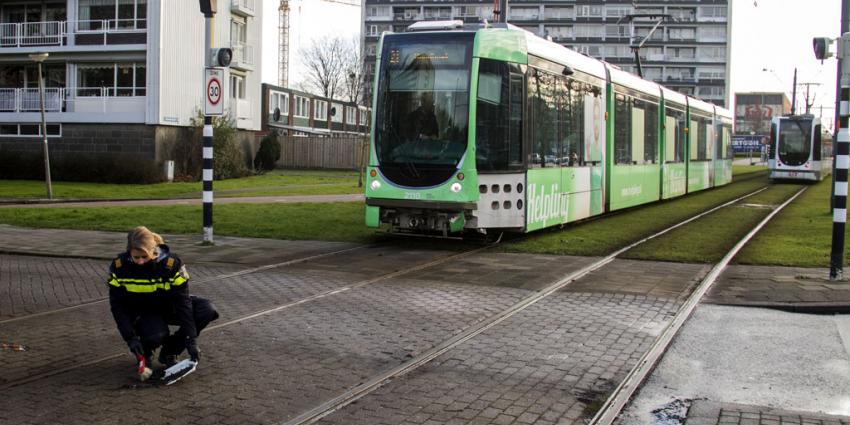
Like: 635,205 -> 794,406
361,0 -> 730,106
0,0 -> 262,177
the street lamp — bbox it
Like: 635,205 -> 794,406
28,52 -> 52,199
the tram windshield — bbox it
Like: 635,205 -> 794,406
374,33 -> 472,187
778,119 -> 812,166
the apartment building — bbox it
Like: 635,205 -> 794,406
0,0 -> 262,176
362,0 -> 730,106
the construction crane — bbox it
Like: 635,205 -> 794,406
278,0 -> 290,87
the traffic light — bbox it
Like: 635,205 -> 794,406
209,48 -> 233,67
199,0 -> 217,16
813,37 -> 833,61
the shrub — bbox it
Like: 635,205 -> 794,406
190,111 -> 249,180
254,132 -> 281,171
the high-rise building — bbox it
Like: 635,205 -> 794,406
0,1 -> 263,180
362,0 -> 730,106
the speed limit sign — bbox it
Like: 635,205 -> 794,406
204,68 -> 224,115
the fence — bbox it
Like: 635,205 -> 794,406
277,135 -> 368,170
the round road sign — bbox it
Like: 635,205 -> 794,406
207,77 -> 222,106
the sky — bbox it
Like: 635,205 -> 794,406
729,0 -> 840,126
260,0 -> 842,125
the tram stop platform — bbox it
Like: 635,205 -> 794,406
1,224 -> 849,424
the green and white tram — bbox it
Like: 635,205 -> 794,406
364,21 -> 734,236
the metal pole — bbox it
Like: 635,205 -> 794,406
830,32 -> 850,280
202,15 -> 214,244
791,68 -> 797,115
37,60 -> 52,199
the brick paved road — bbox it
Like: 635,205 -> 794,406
0,249 -> 709,425
317,260 -> 704,425
1,249 -> 588,424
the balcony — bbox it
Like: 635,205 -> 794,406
231,42 -> 254,71
0,19 -> 146,49
0,88 -> 65,112
231,0 -> 256,17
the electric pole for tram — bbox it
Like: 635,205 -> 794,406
198,0 -> 232,244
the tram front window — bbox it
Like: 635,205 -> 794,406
778,119 -> 812,166
374,33 -> 472,187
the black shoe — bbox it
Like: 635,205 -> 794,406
158,351 -> 177,368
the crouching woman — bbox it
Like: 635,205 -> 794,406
107,226 -> 219,375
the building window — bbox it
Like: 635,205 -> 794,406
230,75 -> 245,99
77,62 -> 145,96
331,102 -> 343,123
699,6 -> 727,19
78,0 -> 147,31
314,99 -> 328,120
605,6 -> 631,18
545,26 -> 572,40
0,123 -> 61,137
574,24 -> 603,38
509,7 -> 539,20
544,6 -> 573,20
270,91 -> 289,115
577,5 -> 603,18
698,26 -> 726,42
605,24 -> 628,38
294,96 -> 310,118
359,108 -> 368,126
346,106 -> 356,124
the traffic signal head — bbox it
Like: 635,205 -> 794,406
210,48 -> 232,67
813,37 -> 833,60
199,0 -> 217,16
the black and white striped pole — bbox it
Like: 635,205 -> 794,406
198,1 -> 231,244
830,33 -> 850,280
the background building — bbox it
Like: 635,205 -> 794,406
362,0 -> 730,106
0,0 -> 262,179
731,91 -> 791,154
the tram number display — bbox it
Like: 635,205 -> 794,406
204,68 -> 224,116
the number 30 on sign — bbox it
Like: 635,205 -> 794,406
205,68 -> 224,116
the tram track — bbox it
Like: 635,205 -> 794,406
0,174 -> 779,406
0,241 -> 497,390
282,183 -> 794,425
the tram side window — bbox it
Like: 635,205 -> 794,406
476,59 -> 523,171
643,100 -> 659,164
664,107 -> 685,163
694,117 -> 708,160
561,79 -> 586,166
614,93 -> 632,164
715,123 -> 724,159
725,125 -> 733,159
529,69 -> 559,168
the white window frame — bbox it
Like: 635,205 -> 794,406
270,91 -> 289,115
314,99 -> 328,121
0,122 -> 62,137
294,95 -> 310,118
230,74 -> 245,99
345,106 -> 356,124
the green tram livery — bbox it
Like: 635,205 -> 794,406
364,21 -> 734,236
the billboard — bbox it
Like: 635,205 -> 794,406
734,92 -> 791,135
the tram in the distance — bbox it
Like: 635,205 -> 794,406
768,115 -> 832,181
364,20 -> 734,236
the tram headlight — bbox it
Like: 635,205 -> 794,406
450,182 -> 462,193
371,180 -> 381,190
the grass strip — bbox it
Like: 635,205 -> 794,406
622,184 -> 801,263
736,178 -> 843,267
0,170 -> 363,200
0,202 -> 375,243
500,171 -> 770,256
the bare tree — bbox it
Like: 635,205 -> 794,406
340,36 -> 367,105
299,36 -> 345,99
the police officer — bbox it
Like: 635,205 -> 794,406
108,226 -> 218,371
